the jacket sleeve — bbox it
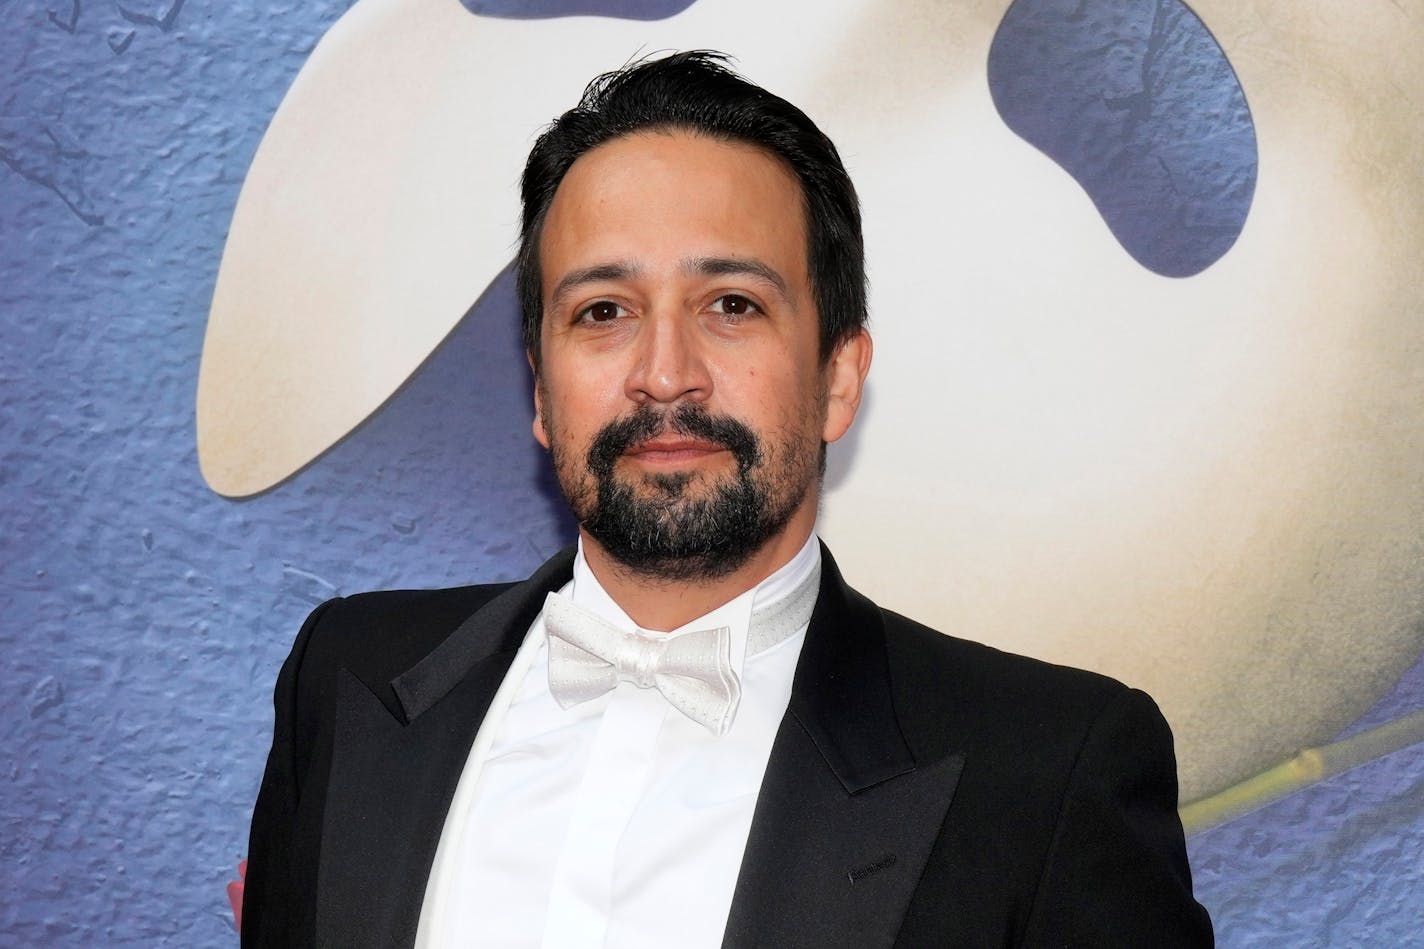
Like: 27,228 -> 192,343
241,598 -> 342,949
1021,688 -> 1214,947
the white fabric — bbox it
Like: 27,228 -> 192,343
544,593 -> 742,735
414,535 -> 820,949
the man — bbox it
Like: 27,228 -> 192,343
242,51 -> 1212,947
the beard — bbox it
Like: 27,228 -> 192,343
546,400 -> 821,581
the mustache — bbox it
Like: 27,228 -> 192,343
588,404 -> 761,476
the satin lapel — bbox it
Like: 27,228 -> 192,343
722,547 -> 965,949
314,548 -> 575,949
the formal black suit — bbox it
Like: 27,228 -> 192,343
242,544 -> 1212,947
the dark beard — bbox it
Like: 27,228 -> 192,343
556,403 -> 811,581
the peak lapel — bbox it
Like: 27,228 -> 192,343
313,548 -> 575,949
722,547 -> 965,949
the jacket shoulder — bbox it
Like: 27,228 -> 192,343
298,582 -> 519,693
877,609 -> 1209,944
879,607 -> 1130,733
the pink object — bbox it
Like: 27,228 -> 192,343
227,859 -> 247,932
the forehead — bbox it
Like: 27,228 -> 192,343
538,131 -> 809,288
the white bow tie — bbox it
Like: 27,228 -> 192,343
542,560 -> 821,736
543,594 -> 742,735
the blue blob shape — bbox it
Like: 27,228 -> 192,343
988,0 -> 1257,277
460,0 -> 696,19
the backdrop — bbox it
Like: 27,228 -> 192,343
3,0 -> 1422,945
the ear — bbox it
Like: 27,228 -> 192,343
822,329 -> 873,444
528,350 -> 550,450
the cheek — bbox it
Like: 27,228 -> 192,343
724,367 -> 795,423
542,354 -> 621,417
544,381 -> 622,447
714,344 -> 814,406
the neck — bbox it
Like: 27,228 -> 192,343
578,504 -> 817,632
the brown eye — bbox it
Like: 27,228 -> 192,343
711,294 -> 760,317
579,301 -> 625,323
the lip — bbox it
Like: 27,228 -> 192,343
625,438 -> 728,465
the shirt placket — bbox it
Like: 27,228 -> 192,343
540,682 -> 669,949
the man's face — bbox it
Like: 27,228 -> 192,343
532,130 -> 867,580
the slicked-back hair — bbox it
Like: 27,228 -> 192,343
517,50 -> 867,365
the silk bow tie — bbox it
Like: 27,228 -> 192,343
543,593 -> 742,735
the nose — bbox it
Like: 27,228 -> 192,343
624,311 -> 713,405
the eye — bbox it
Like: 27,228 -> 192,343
576,300 -> 627,323
709,294 -> 762,318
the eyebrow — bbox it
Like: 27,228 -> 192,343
546,256 -> 793,311
684,256 -> 790,301
549,262 -> 642,312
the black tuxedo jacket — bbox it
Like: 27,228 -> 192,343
242,545 -> 1212,947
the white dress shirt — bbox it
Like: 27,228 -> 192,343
415,535 -> 821,949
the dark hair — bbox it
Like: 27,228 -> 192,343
516,50 -> 866,364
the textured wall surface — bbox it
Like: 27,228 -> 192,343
1,1 -> 1420,946
1189,666 -> 1424,947
989,0 -> 1256,276
2,3 -> 566,945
